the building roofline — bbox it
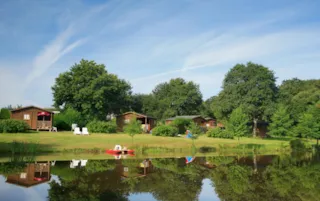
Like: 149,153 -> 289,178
118,111 -> 156,119
10,106 -> 54,113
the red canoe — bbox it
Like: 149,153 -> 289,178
106,149 -> 134,154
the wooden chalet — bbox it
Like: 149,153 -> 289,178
10,106 -> 54,131
116,112 -> 156,132
6,162 -> 51,188
165,115 -> 207,127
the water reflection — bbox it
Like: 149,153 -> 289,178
0,152 -> 319,201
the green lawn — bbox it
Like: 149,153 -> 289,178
0,132 -> 312,154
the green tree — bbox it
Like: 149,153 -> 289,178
200,96 -> 216,118
52,59 -> 132,121
278,78 -> 320,122
171,118 -> 192,134
226,107 -> 250,140
152,78 -> 203,120
124,119 -> 142,144
268,105 -> 293,137
212,62 -> 277,137
0,108 -> 11,119
295,105 -> 320,145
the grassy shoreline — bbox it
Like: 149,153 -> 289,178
0,132 -> 315,155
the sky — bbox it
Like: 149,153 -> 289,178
0,0 -> 320,108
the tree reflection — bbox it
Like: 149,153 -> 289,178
46,153 -> 320,201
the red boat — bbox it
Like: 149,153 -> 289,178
106,149 -> 134,154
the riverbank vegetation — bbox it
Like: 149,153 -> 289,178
0,132 -> 317,154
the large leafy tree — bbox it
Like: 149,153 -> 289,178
294,104 -> 320,145
52,59 -> 132,121
200,96 -> 216,118
152,78 -> 203,120
268,105 -> 293,137
212,62 -> 277,137
278,78 -> 320,121
226,107 -> 250,140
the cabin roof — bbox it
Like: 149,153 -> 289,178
119,112 -> 156,119
166,115 -> 204,121
10,106 -> 54,113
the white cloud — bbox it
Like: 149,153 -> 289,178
26,26 -> 86,84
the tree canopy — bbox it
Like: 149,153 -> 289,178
278,78 -> 320,122
212,62 -> 277,136
52,59 -> 132,121
151,78 -> 203,120
268,105 -> 293,137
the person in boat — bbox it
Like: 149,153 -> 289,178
123,145 -> 128,151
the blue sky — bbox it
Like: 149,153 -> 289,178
0,0 -> 320,107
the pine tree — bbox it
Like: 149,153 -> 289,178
269,105 -> 293,137
226,107 -> 250,140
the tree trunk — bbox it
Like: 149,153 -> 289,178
253,118 -> 258,137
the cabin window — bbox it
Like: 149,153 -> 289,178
23,114 -> 30,120
38,115 -> 51,121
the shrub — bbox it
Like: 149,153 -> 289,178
53,108 -> 84,130
152,125 -> 178,137
187,122 -> 204,135
86,120 -> 117,133
171,118 -> 192,134
0,108 -> 11,119
0,119 -> 30,133
207,127 -> 233,139
124,119 -> 142,136
289,139 -> 307,151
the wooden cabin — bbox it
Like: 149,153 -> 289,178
121,159 -> 154,179
116,112 -> 156,132
165,115 -> 207,127
10,106 -> 54,131
6,162 -> 51,188
204,117 -> 217,128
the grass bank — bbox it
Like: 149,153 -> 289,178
0,132 -> 314,154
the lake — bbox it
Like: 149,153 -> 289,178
0,152 -> 319,201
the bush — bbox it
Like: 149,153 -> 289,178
289,139 -> 307,151
124,119 -> 142,136
53,108 -> 84,130
0,119 -> 30,133
86,120 -> 117,133
152,125 -> 178,137
0,108 -> 11,119
171,118 -> 192,134
187,122 -> 205,135
207,127 -> 233,139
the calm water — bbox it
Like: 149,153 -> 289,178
0,153 -> 319,201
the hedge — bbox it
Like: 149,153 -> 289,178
206,127 -> 233,139
86,120 -> 117,133
152,125 -> 178,137
0,119 -> 30,133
